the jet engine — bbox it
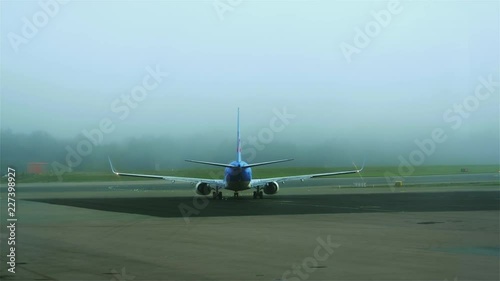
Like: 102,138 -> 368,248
263,181 -> 279,195
195,182 -> 212,195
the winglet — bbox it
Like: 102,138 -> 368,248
108,157 -> 118,174
353,159 -> 366,172
236,108 -> 242,162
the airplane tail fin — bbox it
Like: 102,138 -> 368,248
235,108 -> 293,168
237,108 -> 242,162
185,108 -> 294,169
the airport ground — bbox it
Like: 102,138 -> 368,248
0,176 -> 499,281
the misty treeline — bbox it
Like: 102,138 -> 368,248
0,128 -> 498,173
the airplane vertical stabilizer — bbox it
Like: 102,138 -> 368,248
237,108 -> 242,162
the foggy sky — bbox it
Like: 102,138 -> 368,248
1,0 -> 499,168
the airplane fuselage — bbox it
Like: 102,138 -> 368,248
224,161 -> 252,191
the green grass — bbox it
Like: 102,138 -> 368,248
1,165 -> 498,184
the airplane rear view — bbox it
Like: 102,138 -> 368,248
109,109 -> 363,199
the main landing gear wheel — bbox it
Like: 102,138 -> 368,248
253,191 -> 264,199
213,191 -> 223,200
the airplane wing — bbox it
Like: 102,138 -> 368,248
109,158 -> 224,186
250,167 -> 363,187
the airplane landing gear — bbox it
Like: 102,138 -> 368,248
253,190 -> 264,199
234,192 -> 239,198
212,190 -> 223,200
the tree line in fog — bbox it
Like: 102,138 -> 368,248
1,128 -> 498,173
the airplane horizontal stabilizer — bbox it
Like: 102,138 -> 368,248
244,159 -> 294,168
185,159 -> 235,168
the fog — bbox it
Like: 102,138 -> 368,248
1,1 -> 499,173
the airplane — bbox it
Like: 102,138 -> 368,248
108,109 -> 364,200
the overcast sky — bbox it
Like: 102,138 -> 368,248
1,1 -> 499,156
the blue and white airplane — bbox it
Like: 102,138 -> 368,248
109,109 -> 363,199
